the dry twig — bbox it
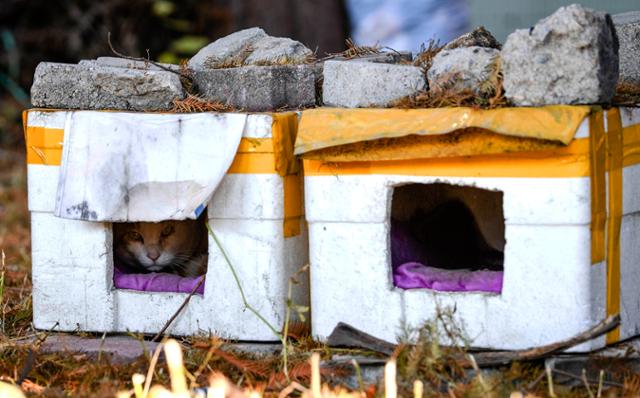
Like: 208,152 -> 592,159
151,275 -> 206,342
107,32 -> 191,82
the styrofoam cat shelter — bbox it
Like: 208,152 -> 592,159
24,109 -> 308,340
296,106 -> 640,351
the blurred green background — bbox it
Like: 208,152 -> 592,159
0,0 -> 349,150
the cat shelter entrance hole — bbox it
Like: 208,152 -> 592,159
111,213 -> 209,295
390,183 -> 505,293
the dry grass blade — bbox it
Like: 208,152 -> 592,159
171,94 -> 235,113
393,55 -> 509,110
392,87 -> 477,109
213,349 -> 272,378
412,39 -> 444,71
623,372 -> 640,395
323,38 -> 381,61
613,81 -> 640,106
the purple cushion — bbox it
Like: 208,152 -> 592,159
391,218 -> 502,293
113,266 -> 205,294
393,262 -> 503,293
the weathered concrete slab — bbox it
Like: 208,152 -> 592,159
192,64 -> 316,111
38,335 -> 159,364
502,4 -> 619,106
188,27 -> 267,70
443,26 -> 502,50
612,11 -> 640,85
31,62 -> 185,111
244,36 -> 312,65
322,60 -> 426,108
221,342 -> 282,356
79,57 -> 180,72
329,51 -> 413,64
428,46 -> 500,95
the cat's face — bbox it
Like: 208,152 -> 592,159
113,218 -> 207,274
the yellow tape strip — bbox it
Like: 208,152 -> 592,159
303,138 -> 593,178
24,126 -> 65,166
227,152 -> 277,174
590,112 -> 607,264
271,113 -> 304,238
236,137 -> 274,153
623,124 -> 640,167
296,106 -> 592,155
283,174 -> 304,238
271,112 -> 300,176
606,108 -> 623,344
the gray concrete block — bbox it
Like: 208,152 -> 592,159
244,36 -> 312,65
192,65 -> 316,111
31,62 -> 185,111
330,51 -> 413,64
502,4 -> 619,106
428,47 -> 500,95
322,60 -> 426,108
443,26 -> 502,50
79,57 -> 180,72
612,11 -> 640,85
188,27 -> 267,70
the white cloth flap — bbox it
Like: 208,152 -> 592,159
55,111 -> 246,222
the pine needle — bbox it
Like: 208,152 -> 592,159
170,94 -> 234,113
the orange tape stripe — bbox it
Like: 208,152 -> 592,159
24,125 -> 277,170
623,124 -> 640,167
25,126 -> 65,166
236,138 -> 273,153
590,112 -> 607,264
606,109 -> 624,344
226,153 -> 277,174
303,138 -> 592,178
302,122 -> 640,179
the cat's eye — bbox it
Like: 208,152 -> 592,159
161,225 -> 175,237
127,231 -> 143,242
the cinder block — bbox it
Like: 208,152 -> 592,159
78,57 -> 181,72
443,26 -> 502,50
612,11 -> 640,85
188,27 -> 267,70
301,107 -> 640,350
427,47 -> 500,95
502,4 -> 619,106
31,62 -> 185,111
322,60 -> 426,108
244,37 -> 313,65
25,110 -> 309,340
192,65 -> 316,111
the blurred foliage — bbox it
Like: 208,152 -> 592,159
0,0 -> 348,151
0,0 -> 234,150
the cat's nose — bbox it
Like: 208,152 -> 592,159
147,251 -> 160,261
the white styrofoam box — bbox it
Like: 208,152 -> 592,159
26,110 -> 308,340
304,108 -> 640,351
